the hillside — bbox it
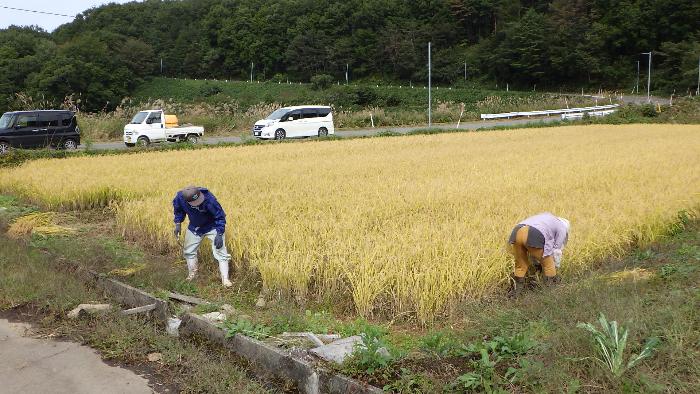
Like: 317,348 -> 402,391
1,0 -> 698,112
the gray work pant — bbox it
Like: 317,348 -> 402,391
183,229 -> 231,281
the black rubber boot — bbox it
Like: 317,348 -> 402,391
543,275 -> 561,286
508,275 -> 527,298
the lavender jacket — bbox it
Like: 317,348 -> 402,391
519,212 -> 569,257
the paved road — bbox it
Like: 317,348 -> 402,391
86,117 -> 561,151
85,94 -> 672,151
0,319 -> 153,394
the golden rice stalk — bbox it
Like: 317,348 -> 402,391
32,225 -> 75,237
108,263 -> 147,277
7,212 -> 55,238
1,124 -> 698,322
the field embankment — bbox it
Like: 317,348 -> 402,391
77,77 -> 600,141
1,124 -> 698,322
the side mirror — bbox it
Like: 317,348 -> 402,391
146,119 -> 153,124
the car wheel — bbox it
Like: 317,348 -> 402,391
318,127 -> 328,137
274,129 -> 286,140
137,136 -> 150,147
63,139 -> 78,150
186,134 -> 199,144
0,141 -> 10,154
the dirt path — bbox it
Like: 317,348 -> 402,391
0,318 -> 154,394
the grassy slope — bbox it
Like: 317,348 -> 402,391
57,77 -> 589,142
79,77 -> 698,142
131,77 -> 535,109
0,196 -> 269,394
0,194 -> 698,392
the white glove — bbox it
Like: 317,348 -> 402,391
552,249 -> 563,267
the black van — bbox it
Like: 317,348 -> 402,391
0,110 -> 80,154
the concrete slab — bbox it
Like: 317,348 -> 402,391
0,319 -> 153,394
309,336 -> 363,364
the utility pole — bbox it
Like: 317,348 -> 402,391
346,64 -> 349,85
635,60 -> 640,94
160,58 -> 163,74
250,62 -> 254,83
642,52 -> 652,102
696,56 -> 700,96
428,42 -> 432,127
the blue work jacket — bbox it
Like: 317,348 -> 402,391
173,188 -> 226,236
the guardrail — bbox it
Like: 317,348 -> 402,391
561,109 -> 616,120
480,104 -> 619,120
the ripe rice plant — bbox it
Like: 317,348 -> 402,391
0,125 -> 698,322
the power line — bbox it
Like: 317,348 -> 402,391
0,5 -> 75,18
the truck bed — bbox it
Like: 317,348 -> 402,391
165,126 -> 204,137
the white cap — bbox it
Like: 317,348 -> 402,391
557,217 -> 570,232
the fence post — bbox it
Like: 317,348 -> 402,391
457,103 -> 465,128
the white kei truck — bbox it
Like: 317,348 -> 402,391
123,110 -> 204,147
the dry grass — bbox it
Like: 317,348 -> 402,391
1,124 -> 698,322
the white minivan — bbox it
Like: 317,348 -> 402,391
252,106 -> 334,140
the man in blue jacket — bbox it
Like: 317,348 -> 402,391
173,186 -> 232,287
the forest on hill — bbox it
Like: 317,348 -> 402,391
1,0 -> 698,111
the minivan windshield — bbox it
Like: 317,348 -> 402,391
266,108 -> 290,120
130,112 -> 149,124
0,113 -> 14,129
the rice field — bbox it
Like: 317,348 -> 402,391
1,124 -> 698,322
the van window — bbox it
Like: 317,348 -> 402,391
61,114 -> 73,126
284,110 -> 301,121
266,108 -> 290,120
0,113 -> 14,129
302,109 -> 318,119
38,113 -> 60,127
16,114 -> 38,127
318,108 -> 331,117
148,112 -> 162,124
130,112 -> 149,124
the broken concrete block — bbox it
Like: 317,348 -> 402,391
168,291 -> 209,306
281,332 -> 326,347
67,304 -> 113,319
220,304 -> 237,316
317,334 -> 341,343
121,304 -> 157,316
305,333 -> 325,347
309,336 -> 362,364
201,312 -> 226,324
147,352 -> 162,362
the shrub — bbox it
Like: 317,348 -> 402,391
640,104 -> 658,117
270,73 -> 287,83
198,83 -> 222,97
354,87 -> 380,106
311,74 -> 335,90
